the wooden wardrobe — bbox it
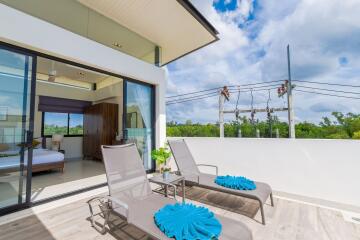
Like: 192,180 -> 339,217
83,103 -> 118,160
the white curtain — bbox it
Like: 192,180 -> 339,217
132,83 -> 152,169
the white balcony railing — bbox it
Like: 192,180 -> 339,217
168,137 -> 360,211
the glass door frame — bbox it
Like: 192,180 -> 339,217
0,44 -> 37,215
123,79 -> 156,173
0,41 -> 158,215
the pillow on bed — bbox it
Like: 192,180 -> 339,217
32,139 -> 41,149
33,138 -> 43,149
16,139 -> 41,149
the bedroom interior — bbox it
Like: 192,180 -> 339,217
0,53 -> 152,207
29,56 -> 123,202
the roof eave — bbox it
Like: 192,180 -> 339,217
161,37 -> 219,66
176,0 -> 219,37
161,0 -> 219,66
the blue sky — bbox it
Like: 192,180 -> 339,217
213,0 -> 238,12
166,0 -> 360,124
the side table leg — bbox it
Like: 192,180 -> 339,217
165,184 -> 168,197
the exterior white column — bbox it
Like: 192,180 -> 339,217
155,77 -> 167,148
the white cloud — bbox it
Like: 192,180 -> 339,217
166,0 -> 360,124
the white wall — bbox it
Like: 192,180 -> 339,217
0,3 -> 167,148
156,78 -> 167,148
169,137 -> 360,209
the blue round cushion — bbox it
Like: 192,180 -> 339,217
215,175 -> 256,190
154,203 -> 222,240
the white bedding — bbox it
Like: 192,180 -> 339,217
0,148 -> 64,170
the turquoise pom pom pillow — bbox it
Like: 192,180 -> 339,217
215,175 -> 256,190
154,203 -> 222,239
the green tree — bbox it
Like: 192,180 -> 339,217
353,131 -> 360,139
166,112 -> 360,139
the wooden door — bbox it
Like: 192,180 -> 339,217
101,103 -> 118,146
83,105 -> 96,158
83,103 -> 118,160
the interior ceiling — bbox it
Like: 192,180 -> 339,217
77,0 -> 218,65
37,57 -> 109,83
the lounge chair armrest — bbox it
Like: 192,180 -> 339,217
87,196 -> 114,233
87,196 -> 111,214
197,164 -> 218,176
87,196 -> 105,205
104,196 -> 129,219
87,196 -> 130,220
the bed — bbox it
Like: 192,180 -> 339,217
0,148 -> 65,174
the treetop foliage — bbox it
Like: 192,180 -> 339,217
167,112 -> 360,139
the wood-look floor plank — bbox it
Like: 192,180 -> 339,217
0,194 -> 359,240
317,207 -> 360,240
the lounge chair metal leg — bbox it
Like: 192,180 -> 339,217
270,193 -> 274,207
182,179 -> 186,203
101,206 -> 110,234
259,201 -> 266,225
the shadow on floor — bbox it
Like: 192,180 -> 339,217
86,205 -> 156,240
0,214 -> 56,240
158,186 -> 260,218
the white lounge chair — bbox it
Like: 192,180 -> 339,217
168,139 -> 274,225
88,143 -> 253,240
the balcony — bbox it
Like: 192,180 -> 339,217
0,138 -> 359,239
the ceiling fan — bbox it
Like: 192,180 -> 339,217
48,61 -> 57,82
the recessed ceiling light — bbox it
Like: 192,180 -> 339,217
113,42 -> 122,48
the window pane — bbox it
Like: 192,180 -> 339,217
0,48 -> 33,209
43,112 -> 68,136
69,113 -> 83,135
126,112 -> 137,128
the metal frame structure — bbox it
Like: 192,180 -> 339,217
0,44 -> 37,215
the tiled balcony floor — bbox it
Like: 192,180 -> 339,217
0,187 -> 359,240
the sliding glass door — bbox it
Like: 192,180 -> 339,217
0,46 -> 35,213
124,81 -> 155,171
